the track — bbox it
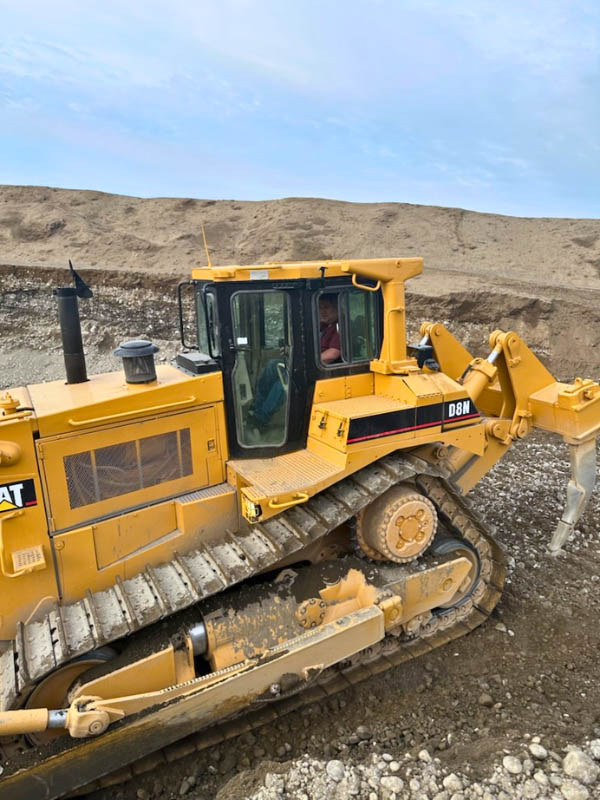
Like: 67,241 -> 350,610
0,472 -> 505,799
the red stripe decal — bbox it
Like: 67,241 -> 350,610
347,412 -> 480,443
25,500 -> 37,506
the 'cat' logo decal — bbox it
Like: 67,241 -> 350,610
0,479 -> 37,513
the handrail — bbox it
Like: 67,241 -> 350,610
68,396 -> 197,427
0,411 -> 33,426
351,273 -> 381,292
268,492 -> 309,510
177,280 -> 197,349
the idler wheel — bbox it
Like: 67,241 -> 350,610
22,647 -> 116,745
357,484 -> 437,563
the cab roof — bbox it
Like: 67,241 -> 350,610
191,257 -> 422,283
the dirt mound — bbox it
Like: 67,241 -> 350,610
1,186 -> 600,292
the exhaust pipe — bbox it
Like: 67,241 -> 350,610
53,261 -> 93,385
54,287 -> 88,384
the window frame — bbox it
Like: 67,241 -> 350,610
193,282 -> 221,359
313,287 -> 381,370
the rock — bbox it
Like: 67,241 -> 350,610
389,761 -> 400,772
418,748 -> 432,762
380,775 -> 404,795
478,693 -> 494,708
521,778 -> 540,798
265,773 -> 285,792
220,751 -> 237,775
502,756 -> 523,775
589,740 -> 600,761
178,778 -> 192,796
518,758 -> 531,777
356,725 -> 372,740
563,749 -> 599,785
443,773 -> 463,792
529,743 -> 548,760
533,770 -> 549,786
136,791 -> 149,800
326,760 -> 345,782
560,779 -> 590,800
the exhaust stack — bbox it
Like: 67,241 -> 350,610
54,261 -> 93,385
54,287 -> 88,384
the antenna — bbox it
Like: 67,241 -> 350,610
200,220 -> 212,268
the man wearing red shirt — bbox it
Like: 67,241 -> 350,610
318,295 -> 341,364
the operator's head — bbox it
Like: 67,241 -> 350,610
319,294 -> 338,325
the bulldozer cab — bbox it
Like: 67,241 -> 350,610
182,273 -> 382,457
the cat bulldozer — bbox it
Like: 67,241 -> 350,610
0,257 -> 598,799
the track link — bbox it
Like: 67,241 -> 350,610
77,475 -> 506,795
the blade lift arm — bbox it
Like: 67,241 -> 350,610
419,323 -> 600,553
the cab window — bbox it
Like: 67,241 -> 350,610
347,289 -> 379,362
231,291 -> 292,448
315,288 -> 380,366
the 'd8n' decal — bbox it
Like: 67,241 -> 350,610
447,399 -> 471,419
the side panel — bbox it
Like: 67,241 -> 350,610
92,502 -> 178,569
53,487 -> 238,604
38,407 -> 223,533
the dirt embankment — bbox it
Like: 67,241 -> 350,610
1,266 -> 598,388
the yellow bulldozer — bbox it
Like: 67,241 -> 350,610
0,257 -> 598,799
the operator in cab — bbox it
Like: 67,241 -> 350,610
318,294 -> 341,364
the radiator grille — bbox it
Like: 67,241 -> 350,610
64,428 -> 194,509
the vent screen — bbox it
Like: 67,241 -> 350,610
64,428 -> 193,509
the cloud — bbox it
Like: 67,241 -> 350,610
0,35 -> 171,90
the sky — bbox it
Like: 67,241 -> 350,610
1,0 -> 599,217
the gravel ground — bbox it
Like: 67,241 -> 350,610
1,270 -> 599,800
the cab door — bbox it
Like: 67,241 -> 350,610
217,283 -> 308,458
